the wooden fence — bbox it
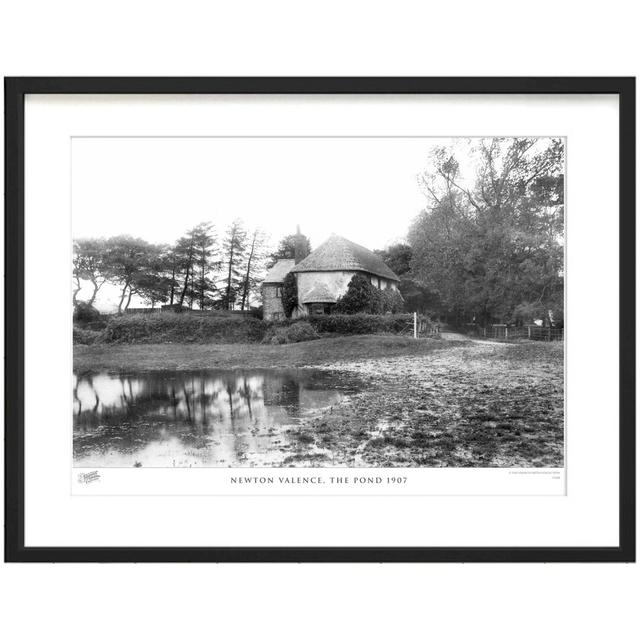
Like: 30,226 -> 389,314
462,324 -> 564,342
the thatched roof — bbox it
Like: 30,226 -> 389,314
300,282 -> 337,304
263,259 -> 295,284
290,234 -> 400,281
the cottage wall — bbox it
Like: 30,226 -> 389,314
265,271 -> 399,319
369,275 -> 398,291
262,284 -> 285,320
295,271 -> 355,314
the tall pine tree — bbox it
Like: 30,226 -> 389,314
220,219 -> 248,310
191,222 -> 218,309
239,228 -> 267,310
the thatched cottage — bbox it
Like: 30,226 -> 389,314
262,233 -> 400,320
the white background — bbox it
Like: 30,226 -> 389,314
1,1 -> 638,639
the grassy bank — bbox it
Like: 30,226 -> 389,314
74,334 -> 453,374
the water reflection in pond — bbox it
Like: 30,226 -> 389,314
73,369 -> 361,467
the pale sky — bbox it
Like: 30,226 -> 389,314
71,136 -> 471,250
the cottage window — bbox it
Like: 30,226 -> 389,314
275,286 -> 282,298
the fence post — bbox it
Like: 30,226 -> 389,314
413,312 -> 417,339
505,327 -> 509,340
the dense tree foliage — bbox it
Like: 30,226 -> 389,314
99,236 -> 161,313
374,243 -> 435,314
374,243 -> 412,277
408,138 -> 564,325
281,272 -> 298,318
267,232 -> 311,267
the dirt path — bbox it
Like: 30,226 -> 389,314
439,330 -> 473,341
439,330 -> 511,346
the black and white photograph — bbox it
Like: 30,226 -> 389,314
2,1 -> 637,636
72,135 -> 565,470
4,73 -> 634,573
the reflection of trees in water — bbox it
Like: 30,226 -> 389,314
73,370 -> 314,432
262,375 -> 303,419
119,376 -> 137,419
281,379 -> 301,418
74,374 -> 101,432
73,369 -> 353,464
73,375 -> 82,419
200,377 -> 208,429
182,382 -> 192,424
237,379 -> 255,421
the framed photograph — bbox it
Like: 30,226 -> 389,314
4,77 -> 635,562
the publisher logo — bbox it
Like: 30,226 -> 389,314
78,470 -> 101,484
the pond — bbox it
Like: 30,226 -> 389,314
73,368 -> 362,467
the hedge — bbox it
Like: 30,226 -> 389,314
78,311 -> 432,345
101,312 -> 266,344
306,313 -> 431,335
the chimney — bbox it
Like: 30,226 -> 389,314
294,225 -> 307,264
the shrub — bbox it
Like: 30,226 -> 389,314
262,321 -> 319,344
282,272 -> 298,318
369,287 -> 384,314
73,301 -> 102,324
334,274 -> 374,314
102,312 -> 266,344
73,327 -> 103,345
250,306 -> 264,320
83,319 -> 108,331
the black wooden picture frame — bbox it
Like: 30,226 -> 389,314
4,77 -> 636,562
